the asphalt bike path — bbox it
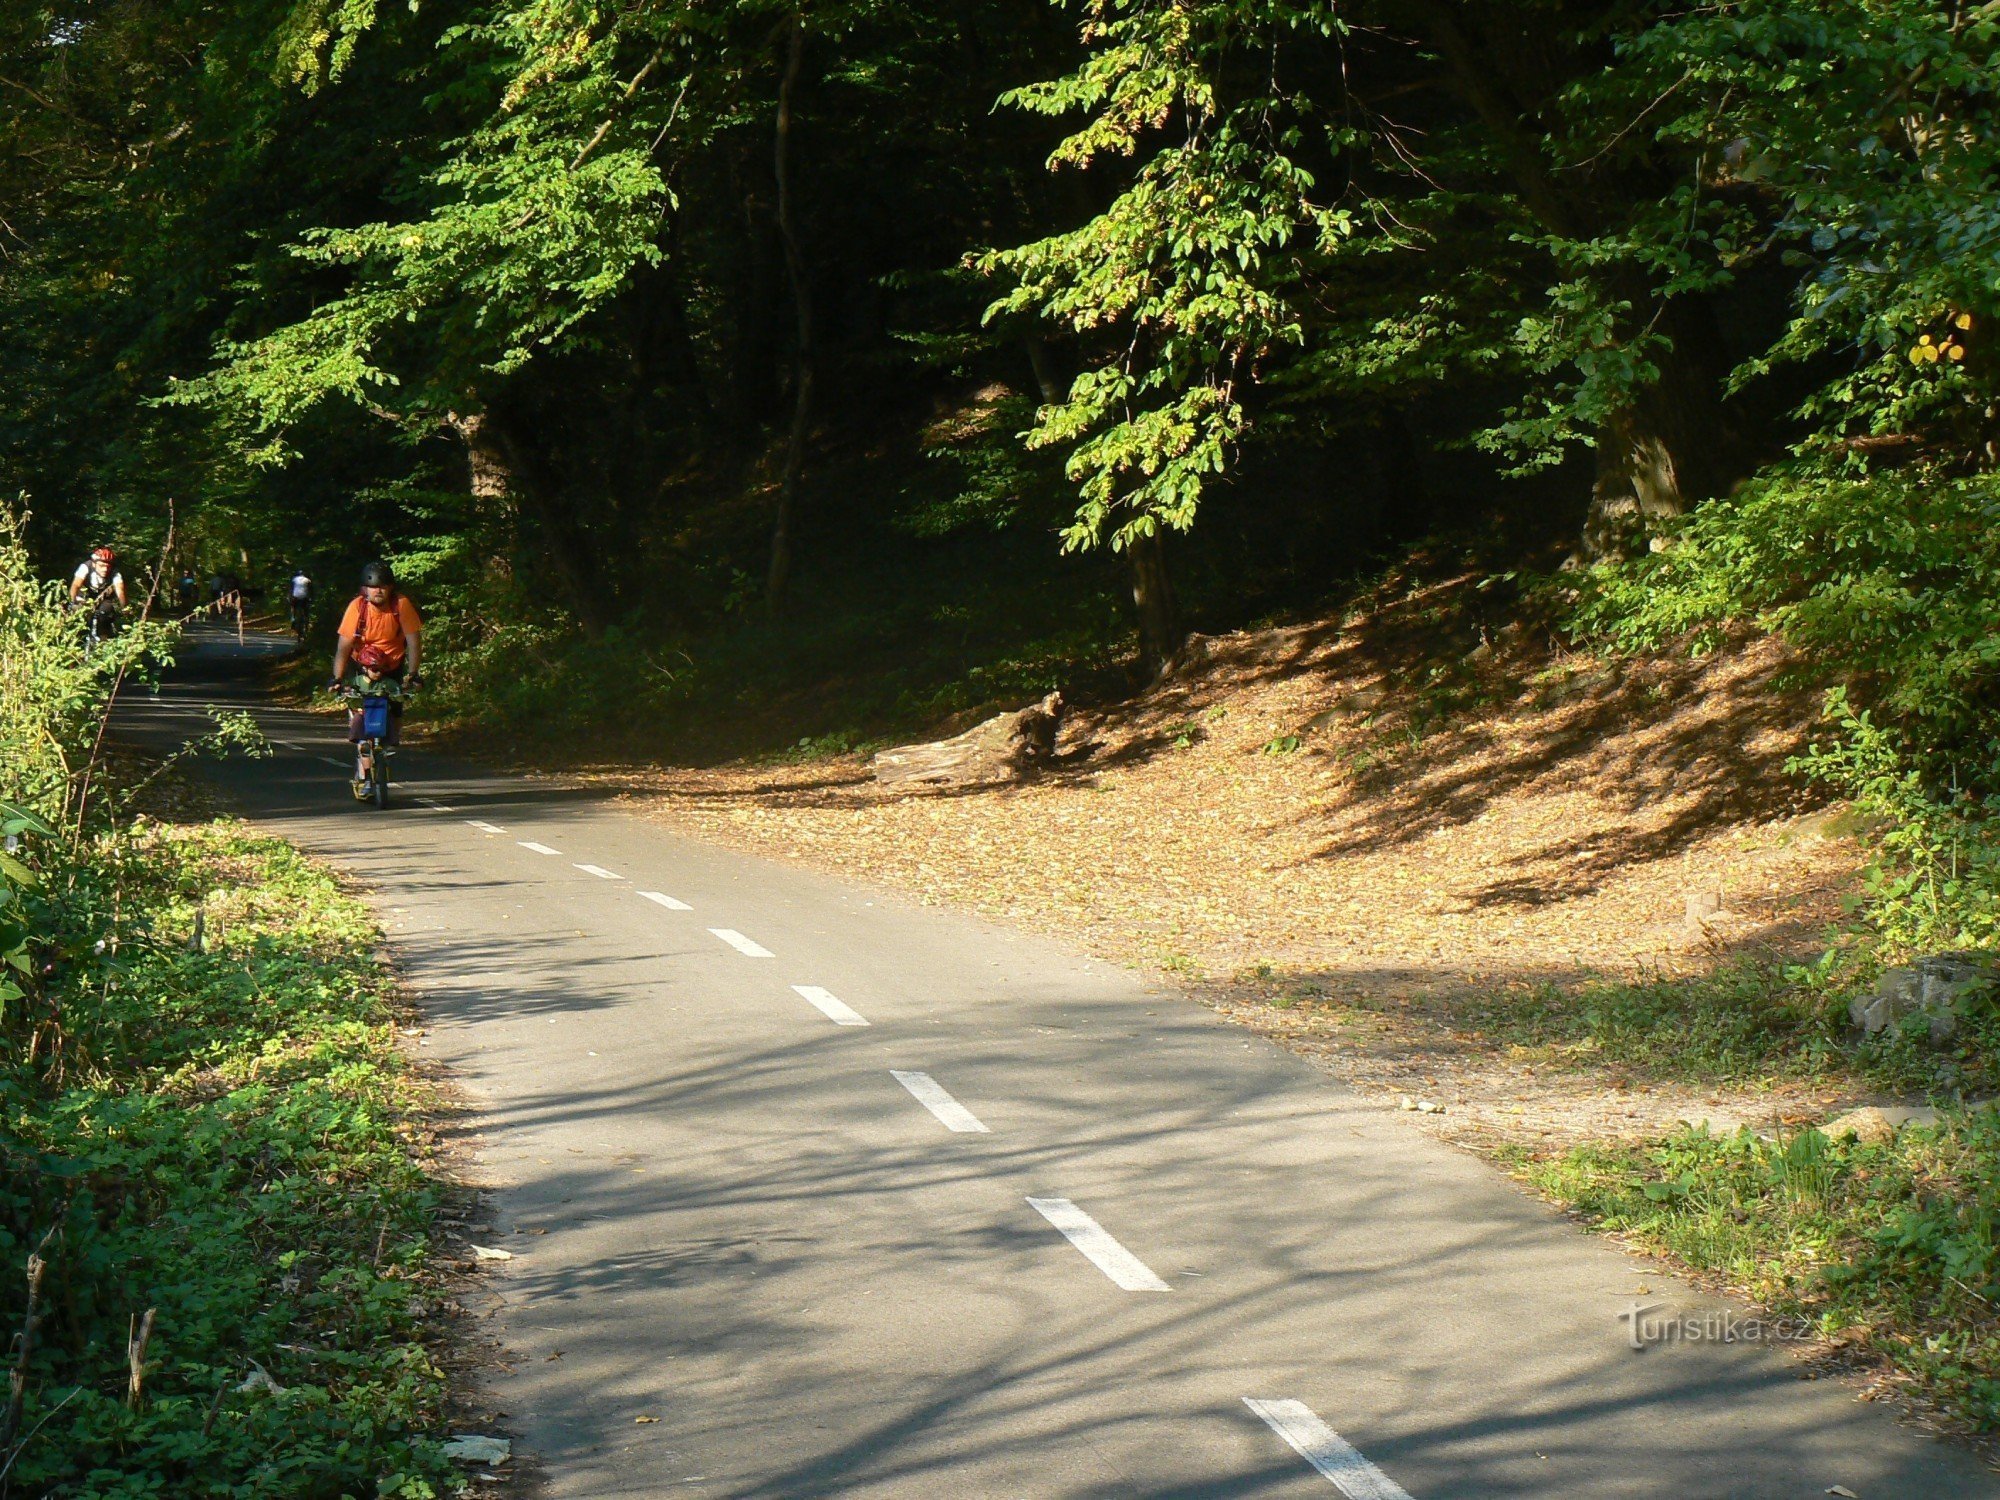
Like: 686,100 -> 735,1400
119,627 -> 2000,1498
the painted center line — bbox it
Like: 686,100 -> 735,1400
518,841 -> 561,856
467,821 -> 506,835
637,890 -> 692,912
1242,1399 -> 1413,1500
891,1071 -> 988,1132
708,928 -> 774,959
417,797 -> 456,812
793,985 -> 867,1026
1025,1198 -> 1171,1292
320,756 -> 349,769
574,864 -> 623,880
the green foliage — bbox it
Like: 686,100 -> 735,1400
1615,0 -> 2000,446
979,0 -> 1356,551
1519,1109 -> 2000,1431
1,824 -> 455,1497
0,509 -> 122,824
1459,958 -> 1853,1086
0,511 -> 439,1493
1575,469 -> 2000,952
172,3 -> 685,455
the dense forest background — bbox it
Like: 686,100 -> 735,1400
2,1 -> 1996,792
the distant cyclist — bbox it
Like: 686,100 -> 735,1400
329,560 -> 423,741
68,547 -> 128,647
288,567 -> 313,639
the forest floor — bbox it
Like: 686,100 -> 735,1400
530,568 -> 1893,1153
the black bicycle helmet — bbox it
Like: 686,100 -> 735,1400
360,559 -> 395,588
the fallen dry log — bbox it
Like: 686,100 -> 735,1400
871,691 -> 1064,787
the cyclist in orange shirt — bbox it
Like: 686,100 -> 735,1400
329,560 -> 423,738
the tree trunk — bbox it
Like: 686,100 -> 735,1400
766,15 -> 814,612
1580,297 -> 1736,559
1412,1 -> 1739,558
1023,335 -> 1064,405
872,692 -> 1064,787
447,409 -> 610,637
1581,408 -> 1686,560
1128,527 -> 1184,680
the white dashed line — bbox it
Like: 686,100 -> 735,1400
793,985 -> 868,1026
1025,1198 -> 1171,1292
708,928 -> 773,959
1242,1399 -> 1412,1499
574,864 -> 623,880
890,1071 -> 988,1132
320,757 -> 349,769
417,798 -> 456,812
637,891 -> 692,912
518,841 -> 561,856
467,821 -> 506,835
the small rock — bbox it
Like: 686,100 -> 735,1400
1850,953 -> 1995,1043
1417,1100 -> 1444,1114
1825,1486 -> 1858,1498
1684,889 -> 1723,924
1822,1105 -> 1944,1144
443,1435 -> 512,1466
469,1245 -> 515,1262
235,1362 -> 286,1396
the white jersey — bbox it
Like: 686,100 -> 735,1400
291,573 -> 312,601
73,562 -> 122,596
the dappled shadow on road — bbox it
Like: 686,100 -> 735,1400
131,627 -> 1970,1496
415,997 -> 1967,1498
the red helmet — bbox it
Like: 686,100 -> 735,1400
91,546 -> 115,563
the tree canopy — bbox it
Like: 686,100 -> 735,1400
2,0 -> 1995,669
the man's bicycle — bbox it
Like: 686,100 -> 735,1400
335,677 -> 408,809
67,598 -> 122,657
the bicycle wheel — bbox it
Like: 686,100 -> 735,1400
373,754 -> 390,809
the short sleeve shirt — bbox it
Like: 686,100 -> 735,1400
338,592 -> 422,669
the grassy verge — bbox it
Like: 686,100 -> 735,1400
1,821 -> 458,1498
1441,957 -> 2000,1098
1252,954 -> 2000,1100
1508,1113 -> 2000,1431
1250,956 -> 2000,1431
1431,959 -> 2000,1433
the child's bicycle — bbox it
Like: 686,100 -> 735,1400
333,677 -> 407,809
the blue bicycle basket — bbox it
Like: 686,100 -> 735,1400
361,696 -> 393,741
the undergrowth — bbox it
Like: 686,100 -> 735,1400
1,822 -> 456,1498
1513,1111 -> 2000,1432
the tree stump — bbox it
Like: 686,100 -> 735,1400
871,691 -> 1064,787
